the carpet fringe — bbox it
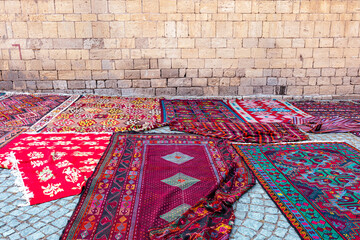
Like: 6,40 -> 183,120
6,152 -> 33,206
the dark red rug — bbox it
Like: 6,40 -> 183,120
61,134 -> 254,239
170,121 -> 308,143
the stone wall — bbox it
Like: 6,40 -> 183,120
0,0 -> 360,98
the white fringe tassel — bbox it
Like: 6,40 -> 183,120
6,152 -> 34,206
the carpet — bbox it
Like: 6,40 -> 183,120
0,133 -> 111,205
0,127 -> 27,148
43,95 -> 162,132
291,101 -> 360,120
61,134 -> 254,240
309,133 -> 360,150
291,101 -> 360,136
170,122 -> 308,143
233,142 -> 360,240
292,116 -> 360,134
226,99 -> 312,123
161,99 -> 243,123
0,94 -> 73,128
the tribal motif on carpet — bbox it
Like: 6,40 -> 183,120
0,133 -> 111,205
233,142 -> 360,240
61,134 -> 254,240
0,94 -> 73,128
226,99 -> 312,123
44,95 -> 162,132
170,122 -> 308,143
0,127 -> 27,149
161,99 -> 243,123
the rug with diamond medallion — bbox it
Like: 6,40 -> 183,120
61,134 -> 254,240
43,95 -> 163,132
0,94 -> 77,128
0,133 -> 111,205
160,99 -> 243,123
233,142 -> 360,240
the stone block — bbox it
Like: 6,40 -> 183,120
168,78 -> 191,87
177,87 -> 203,96
151,79 -> 167,88
68,80 -> 85,89
161,69 -> 179,78
125,70 -> 140,79
155,88 -> 176,96
37,81 -> 53,90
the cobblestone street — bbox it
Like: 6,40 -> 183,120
0,131 -> 359,239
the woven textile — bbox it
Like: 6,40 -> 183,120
61,134 -> 254,240
291,101 -> 360,136
170,122 -> 308,143
44,95 -> 162,132
0,127 -> 26,148
233,142 -> 360,240
160,99 -> 243,123
226,99 -> 312,123
291,100 -> 360,120
292,116 -> 360,134
0,133 -> 111,205
0,94 -> 72,127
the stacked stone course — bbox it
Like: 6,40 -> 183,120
0,0 -> 359,98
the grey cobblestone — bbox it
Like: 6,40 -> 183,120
0,130 -> 359,239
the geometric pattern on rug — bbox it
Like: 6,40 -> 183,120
0,94 -> 71,127
43,95 -> 162,132
233,142 -> 360,240
0,127 -> 27,149
160,99 -> 244,123
61,134 -> 248,240
161,172 -> 200,190
161,152 -> 194,164
170,121 -> 309,143
0,133 -> 111,205
160,203 -> 191,222
226,99 -> 312,123
291,101 -> 360,137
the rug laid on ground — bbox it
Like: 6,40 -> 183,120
0,133 -> 111,205
43,95 -> 162,132
170,122 -> 308,143
61,134 -> 254,240
226,99 -> 312,123
0,94 -> 76,128
291,101 -> 360,137
161,99 -> 243,123
291,100 -> 360,120
0,127 -> 27,149
233,142 -> 360,240
291,116 -> 360,134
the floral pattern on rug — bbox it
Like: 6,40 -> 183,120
61,134 -> 254,240
43,95 -> 162,132
233,142 -> 360,240
0,133 -> 111,205
0,94 -> 72,128
226,99 -> 312,123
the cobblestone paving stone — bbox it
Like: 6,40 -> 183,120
0,130 -> 359,239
